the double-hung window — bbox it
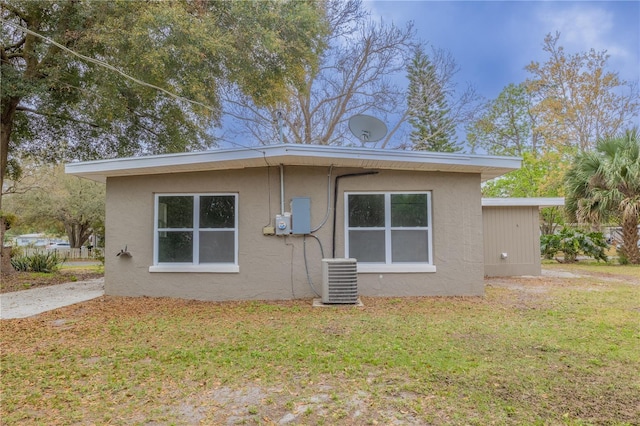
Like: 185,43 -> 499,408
150,193 -> 239,273
345,192 -> 435,273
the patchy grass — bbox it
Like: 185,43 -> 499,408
1,272 -> 638,425
0,263 -> 103,293
544,261 -> 640,280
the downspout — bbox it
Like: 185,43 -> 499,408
332,171 -> 379,258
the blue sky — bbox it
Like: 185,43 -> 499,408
367,0 -> 640,107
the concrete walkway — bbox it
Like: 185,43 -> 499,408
0,278 -> 104,319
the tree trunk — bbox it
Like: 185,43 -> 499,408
0,245 -> 13,274
0,217 -> 14,274
621,214 -> 640,264
540,207 -> 562,235
1,97 -> 21,274
64,221 -> 93,248
0,216 -> 6,274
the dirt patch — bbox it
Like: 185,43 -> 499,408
572,270 -> 640,285
0,270 -> 103,294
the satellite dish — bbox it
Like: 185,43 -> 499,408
348,114 -> 388,144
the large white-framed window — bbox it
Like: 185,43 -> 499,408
149,193 -> 239,273
345,192 -> 435,273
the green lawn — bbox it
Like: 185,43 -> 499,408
1,268 -> 638,425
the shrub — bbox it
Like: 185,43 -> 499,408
541,234 -> 560,260
10,251 -> 65,273
10,256 -> 30,272
540,228 -> 608,263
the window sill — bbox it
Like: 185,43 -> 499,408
357,264 -> 436,273
149,264 -> 239,273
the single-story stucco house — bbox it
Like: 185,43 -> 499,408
66,143 -> 522,302
482,197 -> 565,277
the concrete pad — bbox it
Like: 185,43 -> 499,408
0,278 -> 104,319
312,298 -> 364,307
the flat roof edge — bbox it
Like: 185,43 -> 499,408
482,197 -> 565,208
65,144 -> 521,182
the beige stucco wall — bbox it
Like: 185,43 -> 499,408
104,166 -> 484,301
482,206 -> 541,276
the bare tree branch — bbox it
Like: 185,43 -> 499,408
223,0 -> 415,147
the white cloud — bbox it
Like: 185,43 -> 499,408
536,5 -> 630,59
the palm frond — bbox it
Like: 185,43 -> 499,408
565,128 -> 640,228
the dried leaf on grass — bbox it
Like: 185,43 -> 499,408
1,271 -> 639,425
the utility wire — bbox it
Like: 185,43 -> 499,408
3,20 -> 216,113
3,19 -> 275,155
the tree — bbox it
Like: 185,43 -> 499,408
1,0 -> 326,171
1,0 -> 327,270
406,46 -> 460,152
222,0 -> 414,147
482,151 -> 568,198
564,129 -> 640,264
482,150 -> 568,236
470,32 -> 639,240
467,83 -> 540,156
4,164 -> 104,248
525,32 -> 639,153
223,1 -> 483,150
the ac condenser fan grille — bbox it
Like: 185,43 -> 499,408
322,258 -> 358,304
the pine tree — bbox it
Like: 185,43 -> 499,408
407,48 -> 461,152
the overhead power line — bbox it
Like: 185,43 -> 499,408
2,20 -> 216,113
2,19 -> 281,154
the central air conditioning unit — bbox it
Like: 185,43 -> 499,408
321,258 -> 358,304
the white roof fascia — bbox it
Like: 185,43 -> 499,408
482,197 -> 565,208
66,143 -> 521,183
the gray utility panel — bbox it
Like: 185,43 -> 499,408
291,197 -> 311,235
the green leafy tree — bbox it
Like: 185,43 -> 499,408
482,151 -> 568,235
0,0 -> 327,270
564,129 -> 640,264
482,151 -> 567,198
467,83 -> 539,156
407,46 -> 460,152
1,0 -> 326,169
4,164 -> 104,248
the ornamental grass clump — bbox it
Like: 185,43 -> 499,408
10,251 -> 65,273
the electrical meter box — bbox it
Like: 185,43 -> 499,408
275,213 -> 291,235
291,197 -> 311,235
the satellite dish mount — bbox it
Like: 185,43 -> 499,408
348,114 -> 388,146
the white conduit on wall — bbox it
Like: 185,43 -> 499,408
280,164 -> 285,215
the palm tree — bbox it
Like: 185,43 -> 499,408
564,129 -> 640,264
